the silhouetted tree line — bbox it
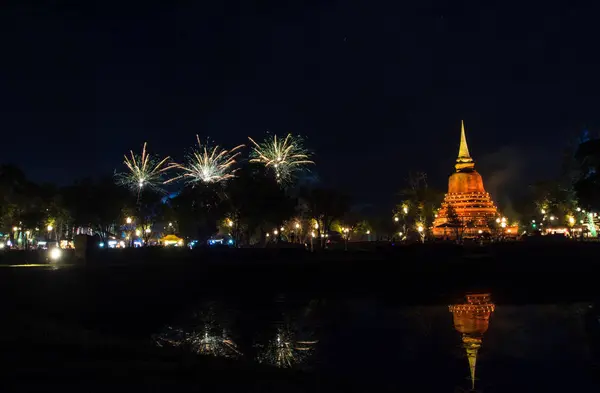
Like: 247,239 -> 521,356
0,163 -> 354,246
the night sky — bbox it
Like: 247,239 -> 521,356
1,1 -> 599,210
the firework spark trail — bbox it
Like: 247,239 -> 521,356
248,133 -> 314,183
154,326 -> 242,358
166,135 -> 244,185
114,142 -> 173,199
256,328 -> 317,368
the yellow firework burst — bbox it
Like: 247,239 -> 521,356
115,142 -> 173,197
248,133 -> 314,183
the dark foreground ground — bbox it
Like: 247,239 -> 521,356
1,243 -> 599,392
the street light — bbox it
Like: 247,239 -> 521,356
295,222 -> 300,229
273,229 -> 278,235
501,222 -> 507,228
417,226 -> 423,232
145,228 -> 151,233
314,222 -> 319,229
168,222 -> 173,227
12,226 -> 17,232
126,217 -> 132,224
47,224 -> 53,232
394,216 -> 399,222
403,206 -> 408,214
135,229 -> 141,236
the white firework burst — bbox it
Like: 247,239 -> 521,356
166,135 -> 244,185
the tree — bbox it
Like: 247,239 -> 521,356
445,205 -> 466,242
63,177 -> 131,243
301,187 -> 350,245
171,183 -> 226,242
395,172 -> 443,241
574,139 -> 600,211
224,165 -> 295,245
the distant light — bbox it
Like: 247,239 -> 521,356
417,225 -> 423,232
507,229 -> 512,233
99,242 -> 104,248
541,209 -> 546,214
501,222 -> 507,228
266,233 -> 270,237
295,223 -> 300,229
550,216 -> 555,220
280,227 -> 284,231
227,239 -> 234,245
145,228 -> 151,233
478,230 -> 483,234
126,217 -> 132,224
0,243 -> 4,249
576,207 -> 581,212
495,218 -> 500,223
49,248 -> 62,261
273,230 -> 278,235
135,229 -> 141,236
403,206 -> 408,214
314,223 -> 319,229
47,225 -> 53,232
366,230 -> 370,235
531,219 -> 535,223
12,226 -> 18,232
168,222 -> 173,227
394,217 -> 399,222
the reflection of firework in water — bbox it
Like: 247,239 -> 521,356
256,327 -> 317,368
166,136 -> 244,185
115,142 -> 173,198
248,134 -> 314,183
154,324 -> 241,358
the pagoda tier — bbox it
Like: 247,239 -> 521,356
433,121 -> 517,238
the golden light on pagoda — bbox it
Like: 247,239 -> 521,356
449,293 -> 495,391
433,121 -> 509,238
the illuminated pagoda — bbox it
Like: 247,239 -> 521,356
449,293 -> 495,391
433,121 -> 517,238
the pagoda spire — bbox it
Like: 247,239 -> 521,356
455,120 -> 475,172
463,335 -> 481,391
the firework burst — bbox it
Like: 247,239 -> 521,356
248,133 -> 314,183
166,135 -> 244,185
114,142 -> 173,198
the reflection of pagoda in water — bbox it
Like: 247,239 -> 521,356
449,293 -> 495,391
